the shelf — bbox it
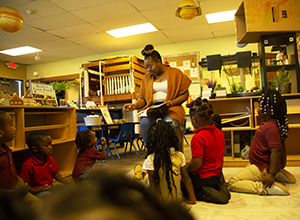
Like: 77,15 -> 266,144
223,127 -> 256,131
24,124 -> 69,131
223,156 -> 249,167
266,64 -> 296,72
199,53 -> 259,68
12,147 -> 28,152
288,124 -> 300,129
25,111 -> 67,115
52,138 -> 75,145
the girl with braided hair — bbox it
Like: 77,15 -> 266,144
72,129 -> 106,182
123,44 -> 191,151
181,98 -> 230,204
229,89 -> 295,196
142,119 -> 196,204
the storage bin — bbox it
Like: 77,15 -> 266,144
84,115 -> 102,126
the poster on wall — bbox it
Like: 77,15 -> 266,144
0,77 -> 24,100
30,82 -> 57,106
162,52 -> 200,82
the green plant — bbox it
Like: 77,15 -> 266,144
51,81 -> 75,94
237,84 -> 244,92
231,82 -> 237,94
269,67 -> 291,93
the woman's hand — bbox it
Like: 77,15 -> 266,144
123,104 -> 136,112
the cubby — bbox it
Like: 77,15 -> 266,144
1,106 -> 77,177
208,94 -> 300,167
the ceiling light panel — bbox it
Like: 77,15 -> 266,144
205,10 -> 236,24
106,22 -> 157,38
0,46 -> 42,56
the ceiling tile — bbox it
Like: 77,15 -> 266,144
119,31 -> 173,48
0,0 -> 243,65
126,0 -> 179,11
66,32 -> 115,45
26,12 -> 86,31
48,23 -> 101,38
13,0 -> 67,22
83,39 -> 133,54
91,12 -> 148,31
48,0 -> 118,11
71,0 -> 139,23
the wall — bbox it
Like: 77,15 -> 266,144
27,35 -> 258,80
0,61 -> 27,81
26,35 -> 259,101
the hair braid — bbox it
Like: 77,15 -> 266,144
258,89 -> 289,140
147,119 -> 180,199
186,98 -> 214,119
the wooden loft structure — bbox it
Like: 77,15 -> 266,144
81,55 -> 147,106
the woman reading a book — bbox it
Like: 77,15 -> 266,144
123,44 -> 191,151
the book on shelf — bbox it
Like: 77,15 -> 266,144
136,103 -> 167,117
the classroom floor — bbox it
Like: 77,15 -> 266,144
93,134 -> 300,220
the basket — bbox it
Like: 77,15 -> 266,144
84,116 -> 102,126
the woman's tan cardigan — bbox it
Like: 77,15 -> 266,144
139,67 -> 192,126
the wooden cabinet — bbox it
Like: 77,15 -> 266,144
81,55 -> 147,105
258,32 -> 300,93
2,106 -> 77,177
208,94 -> 300,167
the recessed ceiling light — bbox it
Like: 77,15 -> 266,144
106,22 -> 157,38
0,46 -> 42,56
205,10 -> 237,24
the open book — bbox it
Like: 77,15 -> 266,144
136,103 -> 167,117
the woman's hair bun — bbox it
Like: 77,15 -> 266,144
141,44 -> 155,56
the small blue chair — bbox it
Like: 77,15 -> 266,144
135,133 -> 145,151
108,122 -> 140,159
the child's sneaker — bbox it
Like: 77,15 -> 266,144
276,169 -> 296,184
133,165 -> 145,180
266,181 -> 290,195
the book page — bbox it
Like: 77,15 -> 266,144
136,103 -> 167,117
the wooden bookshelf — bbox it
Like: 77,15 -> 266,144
208,94 -> 300,167
1,106 -> 77,176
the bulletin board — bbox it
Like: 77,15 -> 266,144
162,52 -> 200,81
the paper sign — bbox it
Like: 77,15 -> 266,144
169,62 -> 177,67
30,82 -> 57,106
183,60 -> 191,70
190,68 -> 198,78
99,106 -> 114,124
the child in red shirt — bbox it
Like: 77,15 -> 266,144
72,129 -> 106,182
181,98 -> 230,204
0,110 -> 38,203
20,131 -> 69,198
229,89 -> 295,195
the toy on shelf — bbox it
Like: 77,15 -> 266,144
22,94 -> 36,106
9,93 -> 23,105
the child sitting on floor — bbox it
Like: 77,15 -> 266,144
228,89 -> 295,195
19,131 -> 69,198
72,129 -> 106,182
0,110 -> 37,202
142,119 -> 196,204
182,98 -> 231,204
